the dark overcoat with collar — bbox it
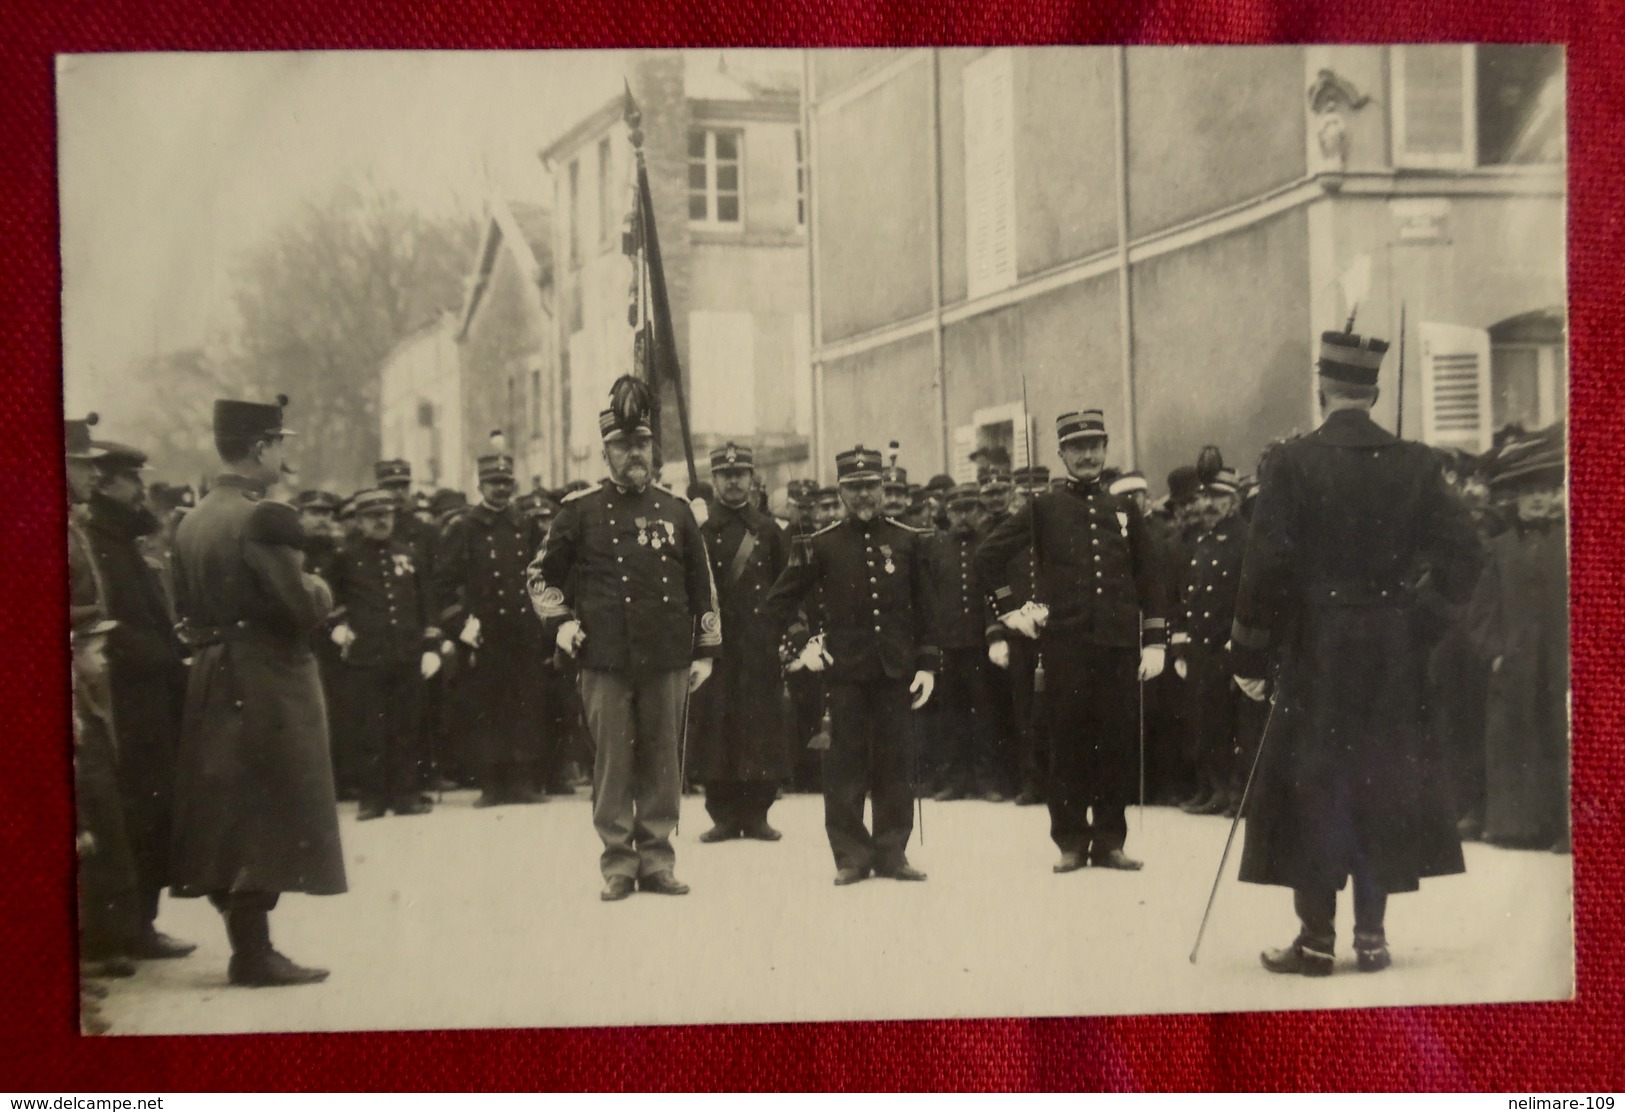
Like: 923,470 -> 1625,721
1230,409 -> 1482,894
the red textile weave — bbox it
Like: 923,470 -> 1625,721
3,0 -> 1620,1091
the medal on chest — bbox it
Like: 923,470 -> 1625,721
391,553 -> 414,578
879,542 -> 895,575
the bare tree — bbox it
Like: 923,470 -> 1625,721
121,346 -> 250,488
229,184 -> 478,490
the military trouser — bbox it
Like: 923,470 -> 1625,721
1007,637 -> 1049,799
347,660 -> 424,809
824,677 -> 917,873
934,647 -> 1000,794
704,781 -> 778,831
1293,872 -> 1389,956
579,667 -> 688,881
1186,644 -> 1240,803
1042,640 -> 1139,858
208,890 -> 280,957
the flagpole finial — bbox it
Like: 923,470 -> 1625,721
623,79 -> 644,150
1344,305 -> 1358,334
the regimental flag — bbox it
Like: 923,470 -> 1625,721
622,81 -> 698,491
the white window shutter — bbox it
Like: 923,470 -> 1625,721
951,424 -> 977,483
964,50 -> 1017,299
1394,45 -> 1477,169
1419,321 -> 1492,451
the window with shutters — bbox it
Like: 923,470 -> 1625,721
1477,45 -> 1565,165
953,402 -> 1034,483
964,49 -> 1018,300
1393,45 -> 1477,169
1490,309 -> 1566,431
1419,321 -> 1492,452
688,128 -> 743,228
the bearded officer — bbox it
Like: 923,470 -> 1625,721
975,409 -> 1169,873
1233,331 -> 1481,976
526,378 -> 720,901
763,445 -> 939,886
169,395 -> 344,987
433,451 -> 549,807
690,442 -> 794,843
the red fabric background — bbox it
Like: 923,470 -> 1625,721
4,0 -> 1620,1092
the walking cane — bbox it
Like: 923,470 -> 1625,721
675,677 -> 694,837
1189,690 -> 1278,964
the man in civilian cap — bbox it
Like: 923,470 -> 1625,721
169,395 -> 345,986
433,449 -> 549,807
925,482 -> 999,802
1168,463 -> 1248,817
764,444 -> 939,886
975,409 -> 1170,872
1232,330 -> 1481,976
84,441 -> 197,960
689,441 -> 794,843
327,489 -> 443,820
527,377 -> 720,901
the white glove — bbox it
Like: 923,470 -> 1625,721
330,622 -> 356,649
987,641 -> 1011,670
1235,675 -> 1268,702
909,670 -> 935,710
1174,657 -> 1188,680
1000,610 -> 1037,640
1138,644 -> 1166,682
795,635 -> 832,673
440,640 -> 456,657
688,657 -> 713,693
459,616 -> 483,649
419,651 -> 442,680
690,499 -> 709,527
555,619 -> 585,657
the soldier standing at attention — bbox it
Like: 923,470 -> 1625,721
975,410 -> 1169,874
763,445 -> 939,887
169,395 -> 345,987
433,451 -> 549,808
689,442 -> 794,843
327,489 -> 442,820
1232,330 -> 1482,976
527,378 -> 720,901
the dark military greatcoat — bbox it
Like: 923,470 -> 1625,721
688,500 -> 792,783
1231,409 -> 1482,894
169,475 -> 347,897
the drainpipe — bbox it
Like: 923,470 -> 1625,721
802,50 -> 825,483
930,49 -> 949,474
1112,47 -> 1139,470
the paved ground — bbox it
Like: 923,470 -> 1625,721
96,790 -> 1574,1034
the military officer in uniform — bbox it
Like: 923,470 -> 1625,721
690,442 -> 794,842
881,461 -> 911,519
1169,465 -> 1247,816
433,452 -> 549,807
991,465 -> 1051,807
928,482 -> 999,801
1232,331 -> 1481,976
170,395 -> 344,987
975,410 -> 1169,873
527,379 -> 720,901
764,445 -> 939,886
328,489 -> 443,820
812,485 -> 844,529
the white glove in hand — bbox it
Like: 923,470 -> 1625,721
1000,610 -> 1038,640
419,651 -> 443,680
1235,675 -> 1268,702
1138,644 -> 1166,682
795,635 -> 832,674
459,616 -> 483,649
688,657 -> 713,693
330,623 -> 356,648
1174,657 -> 1188,680
987,641 -> 1011,670
690,499 -> 709,527
909,670 -> 935,710
555,619 -> 585,657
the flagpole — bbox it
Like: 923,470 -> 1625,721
625,83 -> 700,494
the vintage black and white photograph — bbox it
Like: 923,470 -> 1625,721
59,46 -> 1571,1036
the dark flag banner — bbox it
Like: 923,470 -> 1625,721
623,80 -> 699,493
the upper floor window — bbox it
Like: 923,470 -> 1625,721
688,128 -> 742,227
1393,45 -> 1564,170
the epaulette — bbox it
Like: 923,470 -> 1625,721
809,521 -> 843,537
561,486 -> 596,504
884,516 -> 928,534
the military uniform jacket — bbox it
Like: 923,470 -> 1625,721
1173,518 -> 1248,652
393,513 -> 438,584
1230,408 -> 1481,894
974,479 -> 1168,649
433,503 -> 546,641
527,482 -> 721,673
928,527 -> 994,650
331,535 -> 435,665
169,474 -> 346,897
763,515 -> 940,683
